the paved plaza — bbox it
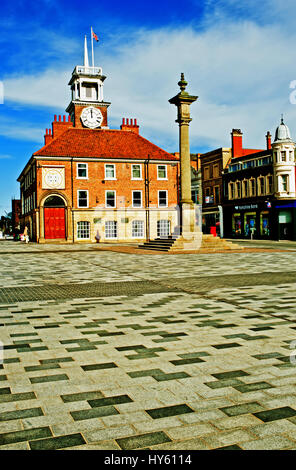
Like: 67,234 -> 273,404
0,240 -> 296,450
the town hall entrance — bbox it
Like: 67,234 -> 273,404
44,195 -> 66,239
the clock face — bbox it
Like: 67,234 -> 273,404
81,106 -> 103,129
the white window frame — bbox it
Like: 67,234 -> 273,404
105,221 -> 118,239
77,221 -> 90,239
131,164 -> 142,180
105,190 -> 116,208
158,190 -> 168,208
132,220 -> 144,238
157,165 -> 167,180
77,163 -> 88,179
132,190 -> 142,208
280,174 -> 288,192
77,190 -> 89,208
105,164 -> 116,180
157,220 -> 170,237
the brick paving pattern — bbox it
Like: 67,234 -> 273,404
0,240 -> 296,450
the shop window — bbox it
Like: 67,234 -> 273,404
260,212 -> 270,237
244,212 -> 256,238
232,213 -> 242,236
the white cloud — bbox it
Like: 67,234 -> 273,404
0,154 -> 13,159
3,2 -> 296,152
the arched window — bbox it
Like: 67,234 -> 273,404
44,195 -> 65,207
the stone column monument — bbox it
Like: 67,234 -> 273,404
169,74 -> 201,245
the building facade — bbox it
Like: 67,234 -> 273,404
223,120 -> 296,240
17,46 -> 180,243
199,147 -> 232,237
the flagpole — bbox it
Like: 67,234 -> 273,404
91,26 -> 94,68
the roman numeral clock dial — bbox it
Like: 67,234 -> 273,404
81,106 -> 103,128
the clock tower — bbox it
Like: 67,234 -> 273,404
66,36 -> 111,129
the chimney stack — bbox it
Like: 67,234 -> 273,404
266,131 -> 272,150
120,118 -> 139,135
231,129 -> 243,158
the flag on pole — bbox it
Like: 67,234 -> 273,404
92,30 -> 99,42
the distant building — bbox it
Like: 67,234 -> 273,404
11,199 -> 21,231
223,119 -> 296,240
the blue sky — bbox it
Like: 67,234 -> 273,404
1,0 -> 296,214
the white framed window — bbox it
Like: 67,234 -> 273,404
228,183 -> 235,200
242,180 -> 248,198
132,191 -> 142,208
105,221 -> 117,239
106,190 -> 116,208
105,164 -> 116,180
77,163 -> 88,179
266,175 -> 273,194
77,221 -> 90,239
280,174 -> 288,192
131,164 -> 142,180
258,177 -> 265,195
132,220 -> 144,238
249,179 -> 256,197
235,181 -> 241,199
157,165 -> 167,180
157,220 -> 170,237
158,190 -> 168,207
78,190 -> 89,208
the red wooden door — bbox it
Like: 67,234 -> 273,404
44,208 -> 65,239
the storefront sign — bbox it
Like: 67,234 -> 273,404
234,204 -> 258,210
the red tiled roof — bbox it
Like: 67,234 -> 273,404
34,128 -> 178,161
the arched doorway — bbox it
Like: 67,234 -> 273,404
44,195 -> 66,239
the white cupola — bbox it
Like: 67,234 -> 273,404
272,117 -> 296,199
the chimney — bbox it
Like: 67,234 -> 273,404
120,118 -> 139,135
52,114 -> 73,139
266,131 -> 272,150
44,128 -> 53,146
231,129 -> 243,158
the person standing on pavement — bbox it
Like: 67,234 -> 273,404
23,226 -> 29,244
